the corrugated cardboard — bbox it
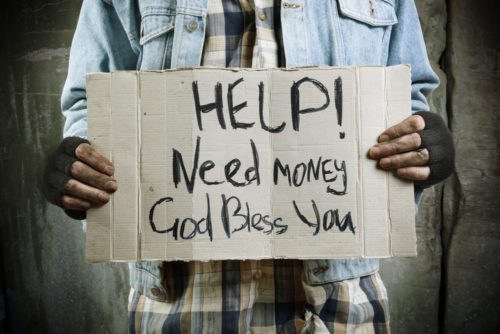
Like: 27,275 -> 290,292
85,65 -> 416,262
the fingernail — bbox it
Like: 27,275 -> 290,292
379,134 -> 390,143
98,192 -> 110,203
105,166 -> 115,175
380,158 -> 391,168
369,146 -> 380,158
398,168 -> 407,177
106,180 -> 117,192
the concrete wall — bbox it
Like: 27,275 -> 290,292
441,1 -> 500,332
0,1 -> 498,333
0,2 -> 129,333
379,1 -> 448,332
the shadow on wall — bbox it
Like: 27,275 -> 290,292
0,1 -> 129,333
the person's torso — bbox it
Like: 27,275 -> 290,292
110,0 -> 398,301
131,0 -> 398,70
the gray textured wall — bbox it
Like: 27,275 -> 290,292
0,1 -> 129,333
441,1 -> 500,332
0,1 -> 498,333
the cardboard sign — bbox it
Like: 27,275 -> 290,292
85,65 -> 416,262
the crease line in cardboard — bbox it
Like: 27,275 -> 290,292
136,71 -> 142,261
268,70 -> 275,259
163,72 -> 168,261
355,67 -> 365,257
190,69 -> 196,261
384,68 -> 392,256
109,73 -> 114,261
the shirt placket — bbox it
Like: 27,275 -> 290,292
252,0 -> 280,68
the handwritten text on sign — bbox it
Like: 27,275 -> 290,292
85,66 -> 417,262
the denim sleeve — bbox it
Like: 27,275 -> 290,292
387,0 -> 439,208
61,0 -> 139,138
387,0 -> 440,113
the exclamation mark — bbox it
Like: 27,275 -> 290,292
335,77 -> 344,139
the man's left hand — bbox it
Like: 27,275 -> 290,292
368,111 -> 455,187
369,114 -> 429,181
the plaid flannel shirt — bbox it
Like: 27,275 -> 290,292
129,1 -> 390,333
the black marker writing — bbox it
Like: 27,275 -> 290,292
149,194 -> 213,241
335,77 -> 344,139
192,80 -> 225,131
259,81 -> 285,133
326,159 -> 347,195
292,199 -> 355,235
173,137 -> 260,193
291,77 -> 330,131
273,156 -> 347,195
221,194 -> 287,237
228,78 -> 254,129
172,136 -> 201,193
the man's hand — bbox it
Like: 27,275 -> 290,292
369,111 -> 454,188
369,114 -> 429,180
43,137 -> 117,220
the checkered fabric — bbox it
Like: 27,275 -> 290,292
128,1 -> 390,332
201,0 -> 285,68
128,261 -> 390,333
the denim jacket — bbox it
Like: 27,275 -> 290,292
62,0 -> 439,301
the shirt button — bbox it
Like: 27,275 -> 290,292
258,11 -> 266,21
150,287 -> 162,297
186,20 -> 198,32
253,270 -> 262,280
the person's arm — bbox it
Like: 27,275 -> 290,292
43,0 -> 139,219
62,0 -> 139,138
369,0 -> 453,193
386,0 -> 440,114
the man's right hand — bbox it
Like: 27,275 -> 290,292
43,137 -> 117,220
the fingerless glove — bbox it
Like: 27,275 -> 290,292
42,137 -> 89,220
414,111 -> 455,189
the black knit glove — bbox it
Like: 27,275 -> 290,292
414,111 -> 455,189
42,137 -> 89,220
